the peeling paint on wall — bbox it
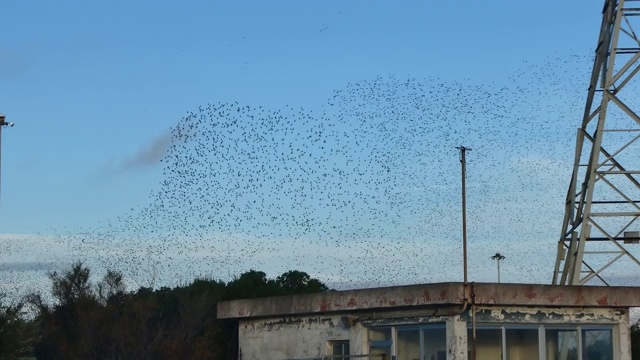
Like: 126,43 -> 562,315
472,307 -> 621,324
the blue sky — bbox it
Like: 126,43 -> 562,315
3,1 -> 637,295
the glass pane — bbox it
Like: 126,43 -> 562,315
397,329 -> 420,360
423,327 -> 447,360
368,328 -> 391,359
505,328 -> 539,360
369,346 -> 391,359
469,328 -> 502,360
332,340 -> 349,358
545,329 -> 578,360
368,328 -> 391,342
583,329 -> 613,360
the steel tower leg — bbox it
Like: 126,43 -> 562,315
553,0 -> 640,285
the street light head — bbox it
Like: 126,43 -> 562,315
0,114 -> 13,127
491,252 -> 506,261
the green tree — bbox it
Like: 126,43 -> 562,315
25,263 -> 329,359
30,262 -> 104,359
0,296 -> 34,359
97,269 -> 126,304
225,270 -> 280,299
49,261 -> 94,305
276,270 -> 329,295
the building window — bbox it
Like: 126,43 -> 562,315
396,328 -> 420,360
469,325 -> 613,360
422,326 -> 447,360
368,328 -> 392,358
368,325 -> 446,360
330,340 -> 350,359
546,328 -> 578,360
582,329 -> 612,360
505,327 -> 539,360
469,326 -> 502,360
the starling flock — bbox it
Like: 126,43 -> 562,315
5,54 -> 640,296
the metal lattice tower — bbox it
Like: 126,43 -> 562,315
553,0 -> 640,286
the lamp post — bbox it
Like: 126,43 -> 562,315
456,146 -> 471,284
491,252 -> 506,283
0,114 -> 14,206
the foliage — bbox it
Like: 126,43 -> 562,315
0,296 -> 35,359
49,261 -> 93,305
4,262 -> 328,359
277,270 -> 329,295
225,269 -> 276,300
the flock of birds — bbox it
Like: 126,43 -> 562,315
6,54 -> 640,297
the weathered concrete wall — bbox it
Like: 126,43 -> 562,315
218,282 -> 640,320
219,282 -> 466,319
221,283 -> 640,360
617,309 -> 632,360
238,315 -> 366,360
237,306 -> 631,360
472,283 -> 640,308
470,306 -> 624,324
468,306 -> 631,360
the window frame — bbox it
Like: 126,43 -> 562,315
328,339 -> 350,360
468,323 -> 615,360
367,323 -> 447,360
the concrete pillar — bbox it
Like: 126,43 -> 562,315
618,312 -> 631,360
447,314 -> 468,360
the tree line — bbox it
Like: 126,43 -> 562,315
1,263 -> 640,359
0,262 -> 328,359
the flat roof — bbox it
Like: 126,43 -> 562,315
217,282 -> 640,319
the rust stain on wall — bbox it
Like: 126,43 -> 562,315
547,293 -> 563,304
422,290 -> 432,303
218,282 -> 640,320
403,295 -> 415,305
377,292 -> 389,306
597,296 -> 609,306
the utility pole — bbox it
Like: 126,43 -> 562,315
456,146 -> 471,284
491,252 -> 506,283
0,114 -> 14,206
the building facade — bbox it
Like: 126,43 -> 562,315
217,282 -> 640,360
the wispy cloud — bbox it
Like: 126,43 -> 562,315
0,261 -> 56,272
120,131 -> 173,171
99,129 -> 174,177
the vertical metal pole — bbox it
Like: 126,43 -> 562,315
457,146 -> 471,284
0,114 -> 4,206
0,114 -> 14,209
491,253 -> 505,283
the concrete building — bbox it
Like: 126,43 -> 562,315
217,282 -> 640,360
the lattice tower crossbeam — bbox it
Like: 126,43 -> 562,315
553,0 -> 640,286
